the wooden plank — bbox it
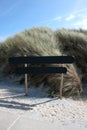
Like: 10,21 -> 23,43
16,67 -> 67,74
8,56 -> 75,64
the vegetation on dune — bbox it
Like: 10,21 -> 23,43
0,27 -> 54,60
55,29 -> 87,83
0,27 -> 85,97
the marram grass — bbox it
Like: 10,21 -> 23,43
55,29 -> 87,83
0,27 -> 83,97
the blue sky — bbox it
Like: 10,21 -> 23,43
0,0 -> 87,41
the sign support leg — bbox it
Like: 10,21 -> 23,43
25,71 -> 28,96
24,55 -> 28,96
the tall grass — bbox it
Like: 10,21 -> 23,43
0,27 -> 83,97
55,29 -> 87,82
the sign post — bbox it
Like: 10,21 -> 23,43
8,56 -> 75,97
24,55 -> 28,96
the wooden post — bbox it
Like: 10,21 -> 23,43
60,64 -> 64,99
24,55 -> 28,96
60,73 -> 63,98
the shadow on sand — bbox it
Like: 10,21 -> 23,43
0,96 -> 58,111
0,78 -> 87,111
0,79 -> 59,111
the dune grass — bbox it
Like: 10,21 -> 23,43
55,29 -> 87,82
0,27 -> 84,97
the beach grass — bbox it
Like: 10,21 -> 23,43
0,27 -> 86,97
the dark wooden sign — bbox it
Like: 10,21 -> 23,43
16,67 -> 67,74
9,56 -> 74,64
8,56 -> 75,96
8,56 -> 75,74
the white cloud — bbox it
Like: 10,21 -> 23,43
73,8 -> 87,19
74,7 -> 87,14
64,7 -> 87,22
74,17 -> 87,29
53,17 -> 62,21
63,7 -> 87,29
65,14 -> 76,21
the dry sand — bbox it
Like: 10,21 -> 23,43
0,76 -> 87,130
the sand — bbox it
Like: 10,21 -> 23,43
0,76 -> 87,130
